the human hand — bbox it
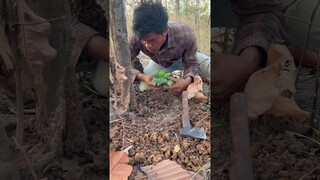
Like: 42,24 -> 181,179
137,73 -> 162,91
164,77 -> 192,93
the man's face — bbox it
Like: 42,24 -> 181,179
141,31 -> 167,53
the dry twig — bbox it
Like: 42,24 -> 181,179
298,165 -> 320,180
190,159 -> 210,180
194,114 -> 210,128
12,136 -> 38,180
5,0 -> 24,145
286,130 -> 320,146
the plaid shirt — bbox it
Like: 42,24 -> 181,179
129,22 -> 199,79
213,0 -> 282,58
232,0 -> 282,57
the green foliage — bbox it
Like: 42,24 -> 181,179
125,0 -> 211,55
180,0 -> 210,19
151,70 -> 175,86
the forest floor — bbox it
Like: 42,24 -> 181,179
0,69 -> 108,180
109,53 -> 211,179
212,69 -> 320,179
211,28 -> 320,179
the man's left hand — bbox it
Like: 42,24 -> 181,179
164,77 -> 192,93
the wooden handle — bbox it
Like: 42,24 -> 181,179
182,91 -> 191,128
229,93 -> 253,180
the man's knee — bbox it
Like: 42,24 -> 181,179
196,52 -> 211,77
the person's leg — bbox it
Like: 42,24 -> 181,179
139,53 -> 211,91
71,22 -> 109,97
212,47 -> 263,100
196,52 -> 211,78
92,60 -> 108,96
212,0 -> 283,101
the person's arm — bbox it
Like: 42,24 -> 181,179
182,40 -> 199,82
232,0 -> 282,66
129,34 -> 159,89
165,37 -> 198,93
129,34 -> 143,80
212,0 -> 283,100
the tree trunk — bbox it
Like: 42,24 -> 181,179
0,121 -> 20,180
156,0 -> 162,4
108,0 -> 136,115
27,0 -> 87,156
195,0 -> 199,27
194,0 -> 200,41
175,0 -> 180,21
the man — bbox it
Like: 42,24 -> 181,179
212,0 -> 282,100
212,0 -> 320,100
129,2 -> 210,93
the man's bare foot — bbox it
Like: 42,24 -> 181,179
212,47 -> 264,100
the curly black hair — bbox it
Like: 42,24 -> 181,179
70,0 -> 108,38
132,1 -> 168,39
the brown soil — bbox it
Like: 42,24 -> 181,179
110,82 -> 211,179
212,67 -> 320,179
0,70 -> 108,180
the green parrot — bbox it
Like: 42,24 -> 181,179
151,70 -> 175,86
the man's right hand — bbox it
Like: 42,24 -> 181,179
137,73 -> 162,90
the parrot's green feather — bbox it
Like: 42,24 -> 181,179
152,70 -> 174,86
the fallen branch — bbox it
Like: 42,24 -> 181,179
12,137 -> 38,180
194,114 -> 210,128
298,165 -> 319,180
190,159 -> 210,180
212,162 -> 230,176
113,107 -> 126,151
6,0 -> 24,145
286,130 -> 320,146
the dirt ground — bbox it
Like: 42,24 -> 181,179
109,54 -> 211,179
211,28 -> 320,179
0,1 -> 110,179
212,70 -> 320,179
0,69 -> 108,180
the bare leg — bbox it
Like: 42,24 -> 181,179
212,47 -> 263,100
84,35 -> 109,61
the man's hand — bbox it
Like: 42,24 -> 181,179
137,73 -> 162,90
164,77 -> 192,93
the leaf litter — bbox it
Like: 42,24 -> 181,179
110,56 -> 211,179
212,28 -> 320,179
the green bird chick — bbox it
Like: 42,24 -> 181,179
151,70 -> 175,86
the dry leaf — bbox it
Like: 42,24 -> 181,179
267,96 -> 310,123
195,92 -> 208,100
174,145 -> 180,153
110,150 -> 132,180
187,75 -> 207,100
245,44 -> 309,122
170,70 -> 184,79
141,159 -> 203,180
245,56 -> 281,118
